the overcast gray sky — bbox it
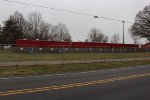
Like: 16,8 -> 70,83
0,0 -> 150,43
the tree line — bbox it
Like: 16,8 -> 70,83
0,11 -> 72,44
2,3 -> 150,45
0,11 -> 121,44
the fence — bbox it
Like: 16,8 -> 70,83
14,39 -> 150,53
14,46 -> 150,54
1,44 -> 150,54
0,44 -> 150,66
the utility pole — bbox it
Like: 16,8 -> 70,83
122,21 -> 125,44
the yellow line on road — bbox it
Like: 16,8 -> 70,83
0,73 -> 150,96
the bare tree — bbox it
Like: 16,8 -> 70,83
0,25 -> 2,44
84,39 -> 89,42
49,23 -> 72,41
10,11 -> 27,39
10,11 -> 36,39
1,11 -> 71,41
26,12 -> 52,40
0,25 -> 2,33
111,33 -> 120,43
49,26 -> 59,41
103,36 -> 108,43
57,23 -> 71,41
27,12 -> 43,39
129,4 -> 150,41
38,21 -> 52,40
88,28 -> 108,43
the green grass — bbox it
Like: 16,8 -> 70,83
0,50 -> 150,62
0,60 -> 150,77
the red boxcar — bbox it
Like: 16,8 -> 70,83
16,39 -> 139,48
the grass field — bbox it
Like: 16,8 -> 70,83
0,60 -> 150,77
0,50 -> 150,62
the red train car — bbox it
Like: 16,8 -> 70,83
16,39 -> 139,48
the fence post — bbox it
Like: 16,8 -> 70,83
86,45 -> 87,54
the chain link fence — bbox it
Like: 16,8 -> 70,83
0,44 -> 150,66
14,44 -> 150,53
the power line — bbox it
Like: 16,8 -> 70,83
4,0 -> 94,16
3,0 -> 133,24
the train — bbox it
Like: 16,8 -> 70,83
16,39 -> 139,48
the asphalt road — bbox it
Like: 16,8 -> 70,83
0,65 -> 150,100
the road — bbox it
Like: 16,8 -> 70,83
0,66 -> 150,100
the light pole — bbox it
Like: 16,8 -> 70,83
93,16 -> 126,44
122,21 -> 125,44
